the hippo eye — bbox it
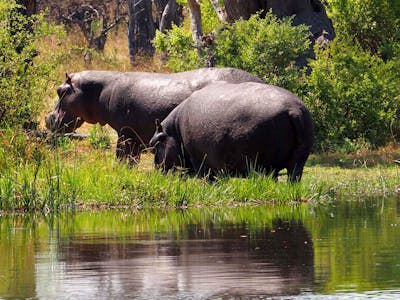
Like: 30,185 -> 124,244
57,87 -> 68,98
157,132 -> 168,142
57,83 -> 75,98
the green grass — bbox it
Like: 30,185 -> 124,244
0,129 -> 399,214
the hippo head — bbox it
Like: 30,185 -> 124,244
45,73 -> 85,133
149,119 -> 180,172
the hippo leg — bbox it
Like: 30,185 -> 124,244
116,134 -> 142,165
286,149 -> 309,182
287,161 -> 305,182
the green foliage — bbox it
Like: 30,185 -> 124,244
325,0 -> 400,58
0,0 -> 64,128
302,39 -> 400,151
154,25 -> 202,72
311,1 -> 400,150
200,0 -> 220,33
153,1 -> 220,72
155,11 -> 310,90
214,12 -> 310,90
0,127 -> 64,212
89,124 -> 111,150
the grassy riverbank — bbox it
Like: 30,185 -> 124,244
1,24 -> 399,214
1,128 -> 399,214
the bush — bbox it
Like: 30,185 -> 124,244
0,0 -> 63,128
155,11 -> 310,90
214,12 -> 310,90
302,39 -> 400,151
154,0 -> 220,72
154,25 -> 202,72
89,124 -> 111,150
325,0 -> 400,59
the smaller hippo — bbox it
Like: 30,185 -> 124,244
149,82 -> 314,182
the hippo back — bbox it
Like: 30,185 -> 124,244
159,82 -> 314,179
103,68 -> 264,143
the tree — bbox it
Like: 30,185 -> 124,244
128,0 -> 155,59
187,0 -> 202,56
127,0 -> 183,61
16,0 -> 37,16
154,0 -> 182,33
186,0 -> 335,66
37,1 -> 126,52
63,4 -> 124,52
0,0 -> 62,128
302,40 -> 400,150
325,0 -> 400,59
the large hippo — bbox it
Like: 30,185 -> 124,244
45,68 -> 263,163
149,82 -> 314,182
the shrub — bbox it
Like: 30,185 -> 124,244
325,0 -> 400,59
153,0 -> 220,72
0,0 -> 63,128
155,11 -> 310,90
154,25 -> 202,72
302,39 -> 400,151
214,12 -> 310,90
89,124 -> 111,150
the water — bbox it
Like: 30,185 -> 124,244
1,197 -> 400,299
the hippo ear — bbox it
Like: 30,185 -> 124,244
155,119 -> 163,133
65,73 -> 76,92
65,73 -> 73,85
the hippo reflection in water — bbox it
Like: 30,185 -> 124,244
45,68 -> 263,163
58,219 -> 314,297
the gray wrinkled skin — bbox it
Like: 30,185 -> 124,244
149,82 -> 314,182
45,68 -> 263,163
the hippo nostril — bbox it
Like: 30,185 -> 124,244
45,114 -> 57,131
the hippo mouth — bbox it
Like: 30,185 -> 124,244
45,112 -> 83,133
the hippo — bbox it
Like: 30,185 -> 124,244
149,82 -> 314,182
45,68 -> 263,163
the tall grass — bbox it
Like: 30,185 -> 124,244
0,128 -> 78,212
1,127 -> 399,213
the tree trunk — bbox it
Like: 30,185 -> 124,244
187,0 -> 202,55
223,0 -> 260,23
114,0 -> 121,33
17,0 -> 37,16
159,0 -> 177,32
154,0 -> 182,33
210,0 -> 227,23
127,0 -> 155,60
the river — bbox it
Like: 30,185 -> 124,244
1,197 -> 400,299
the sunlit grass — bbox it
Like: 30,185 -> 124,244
1,128 -> 399,214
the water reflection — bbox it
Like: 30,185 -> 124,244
1,198 -> 400,299
53,218 -> 314,298
309,197 -> 400,294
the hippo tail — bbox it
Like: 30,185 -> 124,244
286,107 -> 314,181
288,107 -> 314,149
